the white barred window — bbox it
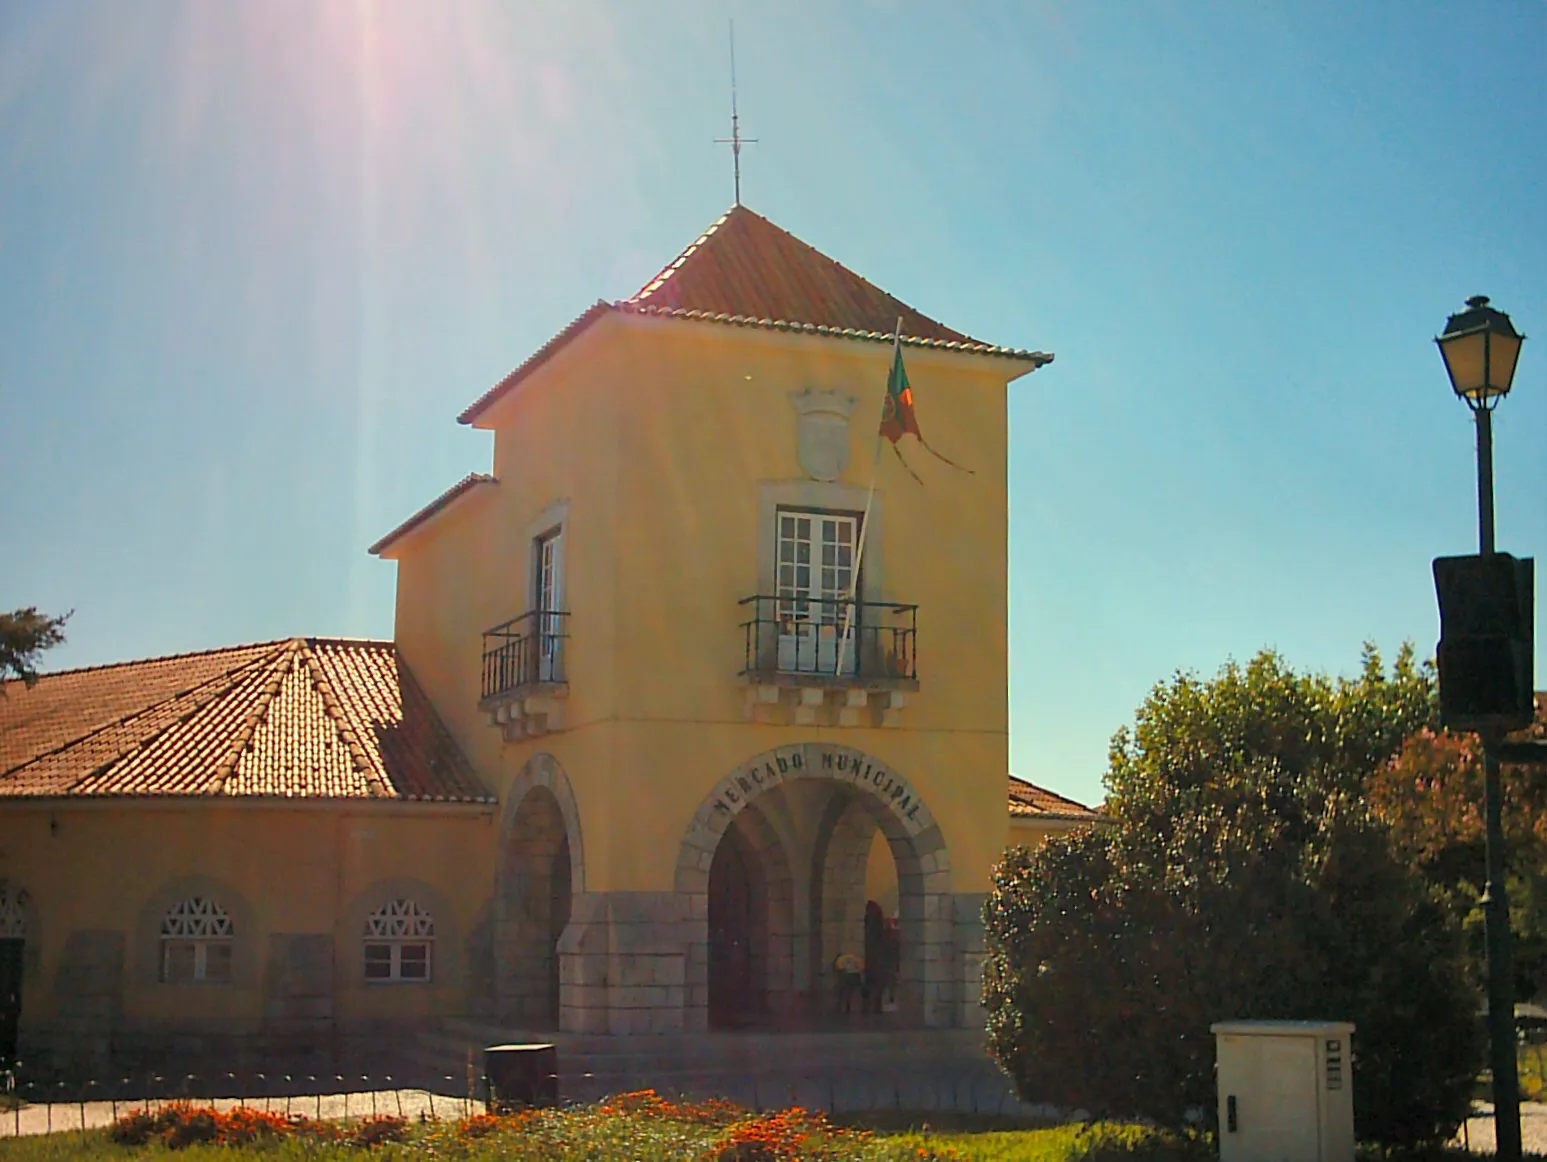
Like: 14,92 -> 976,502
160,897 -> 233,983
363,899 -> 434,983
0,882 -> 29,941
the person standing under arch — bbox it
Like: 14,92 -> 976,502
862,900 -> 885,1014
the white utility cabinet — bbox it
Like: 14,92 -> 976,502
1211,1020 -> 1354,1162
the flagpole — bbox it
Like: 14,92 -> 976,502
835,317 -> 903,676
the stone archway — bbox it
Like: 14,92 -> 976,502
704,801 -> 796,1028
809,791 -> 903,1015
495,755 -> 585,1029
707,819 -> 758,1027
676,744 -> 954,1032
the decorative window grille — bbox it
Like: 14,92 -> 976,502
363,899 -> 434,982
0,882 -> 29,941
160,897 -> 233,983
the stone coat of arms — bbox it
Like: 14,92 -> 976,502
788,389 -> 857,482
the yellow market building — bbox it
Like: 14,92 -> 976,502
0,205 -> 1099,1076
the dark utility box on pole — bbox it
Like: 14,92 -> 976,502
484,1043 -> 559,1112
1433,553 -> 1535,732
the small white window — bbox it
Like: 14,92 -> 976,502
363,898 -> 434,983
160,897 -> 234,983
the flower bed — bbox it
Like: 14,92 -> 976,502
95,1092 -> 959,1160
48,1091 -> 1202,1161
108,1102 -> 409,1150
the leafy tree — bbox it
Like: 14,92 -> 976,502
0,606 -> 71,687
983,647 -> 1481,1147
1368,698 -> 1547,1000
1103,644 -> 1435,824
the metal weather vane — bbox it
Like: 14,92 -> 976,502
714,21 -> 756,206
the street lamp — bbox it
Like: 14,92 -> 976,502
1435,293 -> 1529,1161
1436,295 -> 1526,554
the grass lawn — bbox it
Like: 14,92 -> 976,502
0,1094 -> 1210,1161
878,1122 -> 1201,1161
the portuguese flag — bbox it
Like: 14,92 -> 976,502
879,343 -> 921,444
877,339 -> 970,478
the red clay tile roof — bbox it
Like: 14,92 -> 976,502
1008,776 -> 1103,821
0,639 -> 492,803
369,473 -> 496,557
625,206 -> 975,342
458,205 -> 1052,425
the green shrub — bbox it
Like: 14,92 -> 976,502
1071,1122 -> 1211,1162
983,649 -> 1483,1149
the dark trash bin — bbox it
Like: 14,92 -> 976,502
484,1043 -> 558,1112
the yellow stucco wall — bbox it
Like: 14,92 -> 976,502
607,318 -> 1010,743
390,323 -> 625,780
387,313 -> 1030,896
0,803 -> 493,1035
1006,816 -> 1094,851
2,295 -> 1044,1049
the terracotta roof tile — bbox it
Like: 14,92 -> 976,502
625,206 -> 975,342
458,302 -> 614,426
225,644 -> 373,798
0,640 -> 492,803
1008,776 -> 1103,821
368,473 -> 497,557
0,642 -> 279,778
458,205 -> 1052,425
617,305 -> 1050,361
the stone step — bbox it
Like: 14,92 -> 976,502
439,1018 -> 987,1058
435,1073 -> 1029,1118
413,1031 -> 491,1063
424,1041 -> 990,1077
413,1051 -> 1001,1084
409,1019 -> 1012,1110
403,1046 -> 1021,1112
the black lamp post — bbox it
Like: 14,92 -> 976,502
1436,295 -> 1525,554
1435,293 -> 1528,1161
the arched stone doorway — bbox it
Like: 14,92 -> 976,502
707,819 -> 757,1026
705,803 -> 795,1029
495,755 -> 584,1029
810,790 -> 907,1019
676,743 -> 954,1033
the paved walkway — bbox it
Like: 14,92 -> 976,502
1454,1102 -> 1547,1154
0,1091 -> 470,1137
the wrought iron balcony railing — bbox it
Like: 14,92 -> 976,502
481,610 -> 568,703
738,595 -> 917,683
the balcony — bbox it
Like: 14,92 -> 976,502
480,611 -> 569,741
738,595 -> 918,728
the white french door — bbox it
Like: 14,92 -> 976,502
776,510 -> 858,675
535,529 -> 565,682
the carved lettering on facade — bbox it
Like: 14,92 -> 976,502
707,744 -> 930,835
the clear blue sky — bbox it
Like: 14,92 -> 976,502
3,1 -> 1543,810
